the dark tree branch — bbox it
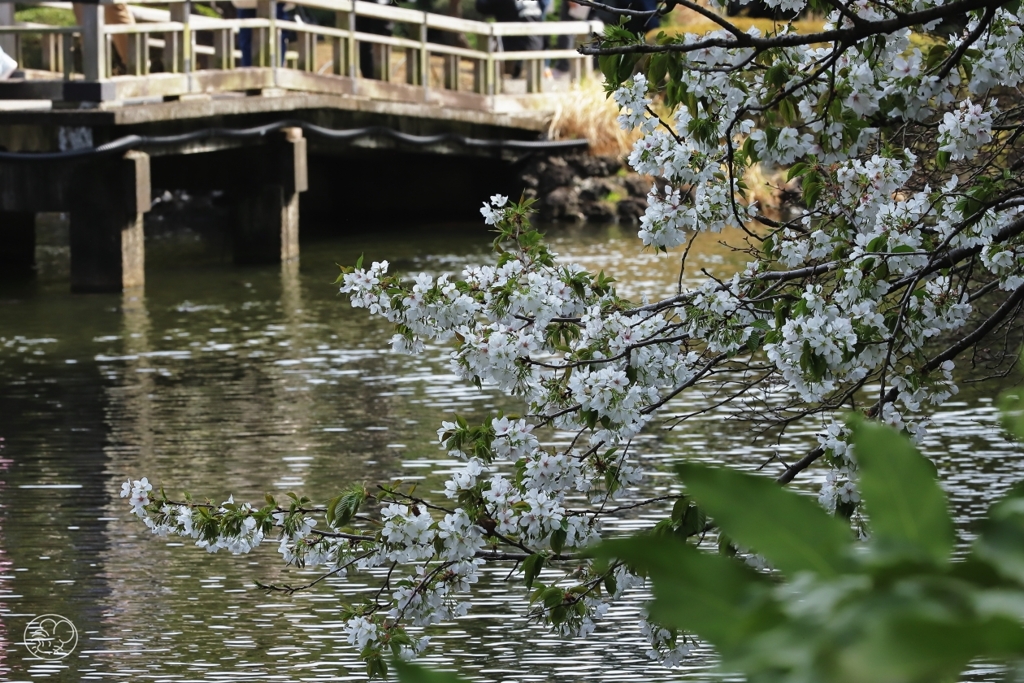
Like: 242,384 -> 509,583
580,0 -> 1005,56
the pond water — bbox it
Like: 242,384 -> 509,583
0,219 -> 1022,682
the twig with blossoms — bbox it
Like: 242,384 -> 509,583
123,1 -> 1024,673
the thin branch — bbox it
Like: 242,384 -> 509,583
777,281 -> 1024,484
580,0 -> 1005,56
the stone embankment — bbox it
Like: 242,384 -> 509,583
519,155 -> 652,224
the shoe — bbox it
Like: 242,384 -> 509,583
0,50 -> 17,80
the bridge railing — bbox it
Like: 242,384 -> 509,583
0,0 -> 601,108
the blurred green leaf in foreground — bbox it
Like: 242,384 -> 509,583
399,391 -> 1024,683
594,417 -> 1024,683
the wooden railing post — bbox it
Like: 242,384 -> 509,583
80,4 -> 105,81
418,13 -> 428,91
526,57 -> 540,93
404,45 -> 418,84
570,31 -> 582,83
163,10 -> 180,73
269,0 -> 278,68
379,43 -> 391,80
62,29 -> 73,80
42,32 -> 63,74
170,0 -> 192,74
335,8 -> 356,77
297,29 -> 313,71
214,28 -> 234,69
584,21 -> 597,80
331,11 -> 345,75
345,9 -> 356,77
443,53 -> 458,91
488,25 -> 498,96
127,31 -> 150,75
473,33 -> 486,94
256,0 -> 275,67
42,33 -> 54,72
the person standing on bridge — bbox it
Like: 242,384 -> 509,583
414,0 -> 471,49
232,0 -> 291,67
552,0 -> 659,75
474,0 -> 548,79
72,2 -> 135,71
355,0 -> 393,79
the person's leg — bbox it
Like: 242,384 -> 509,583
277,3 -> 289,66
105,4 -> 135,67
356,17 -> 387,78
359,42 -> 374,78
239,8 -> 255,67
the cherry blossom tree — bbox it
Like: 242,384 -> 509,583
123,0 -> 1024,676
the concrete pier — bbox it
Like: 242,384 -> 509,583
0,151 -> 151,292
69,151 -> 150,292
233,128 -> 307,265
0,212 -> 35,278
0,78 -> 575,292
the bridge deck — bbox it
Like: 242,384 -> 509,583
0,0 -> 595,291
0,0 -> 600,119
0,87 -> 553,156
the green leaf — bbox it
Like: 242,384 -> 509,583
974,481 -> 1024,583
522,553 -> 545,589
677,501 -> 707,538
593,535 -> 780,657
394,660 -> 471,683
851,418 -> 954,565
326,483 -> 365,528
765,62 -> 788,88
999,387 -> 1024,440
779,97 -> 796,126
836,612 -> 1024,683
786,161 -> 809,182
366,654 -> 388,679
647,53 -> 667,88
802,171 -> 823,207
676,463 -> 854,578
670,496 -> 689,523
550,527 -> 567,555
542,586 -> 564,609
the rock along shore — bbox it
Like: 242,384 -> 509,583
518,154 -> 652,225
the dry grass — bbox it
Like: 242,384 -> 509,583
541,9 -> 826,157
656,16 -> 827,37
742,162 -> 793,216
538,10 -> 812,211
540,78 -> 789,211
543,79 -> 641,157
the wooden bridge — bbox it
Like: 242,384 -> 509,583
0,0 -> 599,292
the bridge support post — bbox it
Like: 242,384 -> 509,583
234,128 -> 306,264
0,212 -> 36,278
69,151 -> 150,292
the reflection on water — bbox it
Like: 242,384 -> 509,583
0,222 -> 1021,681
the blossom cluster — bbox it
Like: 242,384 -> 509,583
123,2 -> 1024,675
